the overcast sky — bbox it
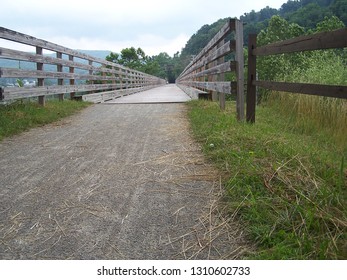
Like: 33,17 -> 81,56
1,0 -> 286,56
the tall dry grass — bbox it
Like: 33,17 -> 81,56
267,93 -> 347,149
264,50 -> 347,150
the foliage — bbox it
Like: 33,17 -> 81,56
257,16 -> 306,82
106,47 -> 146,70
181,18 -> 229,57
256,15 -> 347,144
287,2 -> 333,29
103,1 -> 347,86
257,15 -> 346,80
315,14 -> 346,31
16,79 -> 24,87
187,100 -> 346,259
104,18 -> 233,82
330,0 -> 347,24
176,0 -> 347,81
239,0 -> 347,44
106,48 -> 180,83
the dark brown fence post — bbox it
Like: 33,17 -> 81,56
36,47 -> 45,106
247,34 -> 257,123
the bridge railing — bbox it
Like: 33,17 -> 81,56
0,27 -> 166,105
247,28 -> 347,123
176,19 -> 245,121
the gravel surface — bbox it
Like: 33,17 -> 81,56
0,102 -> 247,259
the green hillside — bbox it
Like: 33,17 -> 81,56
183,0 -> 346,56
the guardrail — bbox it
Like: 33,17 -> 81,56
176,18 -> 245,121
0,27 -> 166,105
247,28 -> 347,123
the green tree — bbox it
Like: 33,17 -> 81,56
256,14 -> 346,103
280,1 -> 302,17
106,48 -> 178,82
105,52 -> 120,64
106,47 -> 148,70
330,0 -> 347,25
150,52 -> 174,82
316,14 -> 345,32
257,16 -> 306,83
120,47 -> 146,69
287,3 -> 332,29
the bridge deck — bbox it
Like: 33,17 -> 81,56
107,84 -> 191,104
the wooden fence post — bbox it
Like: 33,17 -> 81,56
218,39 -> 226,110
69,55 -> 75,99
126,69 -> 130,91
88,60 -> 94,93
57,52 -> 64,101
36,47 -> 45,106
247,34 -> 257,123
102,64 -> 107,85
235,19 -> 244,121
211,45 -> 218,101
119,68 -> 123,94
112,65 -> 116,85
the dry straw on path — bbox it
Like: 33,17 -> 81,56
0,103 -> 249,259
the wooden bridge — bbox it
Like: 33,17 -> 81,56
0,19 -> 347,261
1,20 -> 346,123
0,19 -> 245,111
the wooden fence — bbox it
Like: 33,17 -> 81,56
176,19 -> 245,121
0,27 -> 166,105
247,27 -> 347,123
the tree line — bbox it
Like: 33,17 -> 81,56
105,0 -> 347,82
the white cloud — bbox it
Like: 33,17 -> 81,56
1,0 -> 287,56
134,33 -> 190,56
47,33 -> 190,57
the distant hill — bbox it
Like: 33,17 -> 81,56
180,0 -> 347,56
74,50 -> 112,60
171,0 -> 346,81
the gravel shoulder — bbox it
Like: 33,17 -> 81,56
0,103 -> 246,259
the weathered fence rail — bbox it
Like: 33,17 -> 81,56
247,27 -> 347,123
176,18 -> 245,121
0,27 -> 166,105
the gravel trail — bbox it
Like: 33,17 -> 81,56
0,102 -> 246,259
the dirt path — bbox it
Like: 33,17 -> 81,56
0,103 -> 246,259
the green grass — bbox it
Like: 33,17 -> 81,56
0,100 -> 92,141
187,100 -> 346,259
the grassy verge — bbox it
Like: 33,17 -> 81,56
187,100 -> 346,259
0,100 -> 92,141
